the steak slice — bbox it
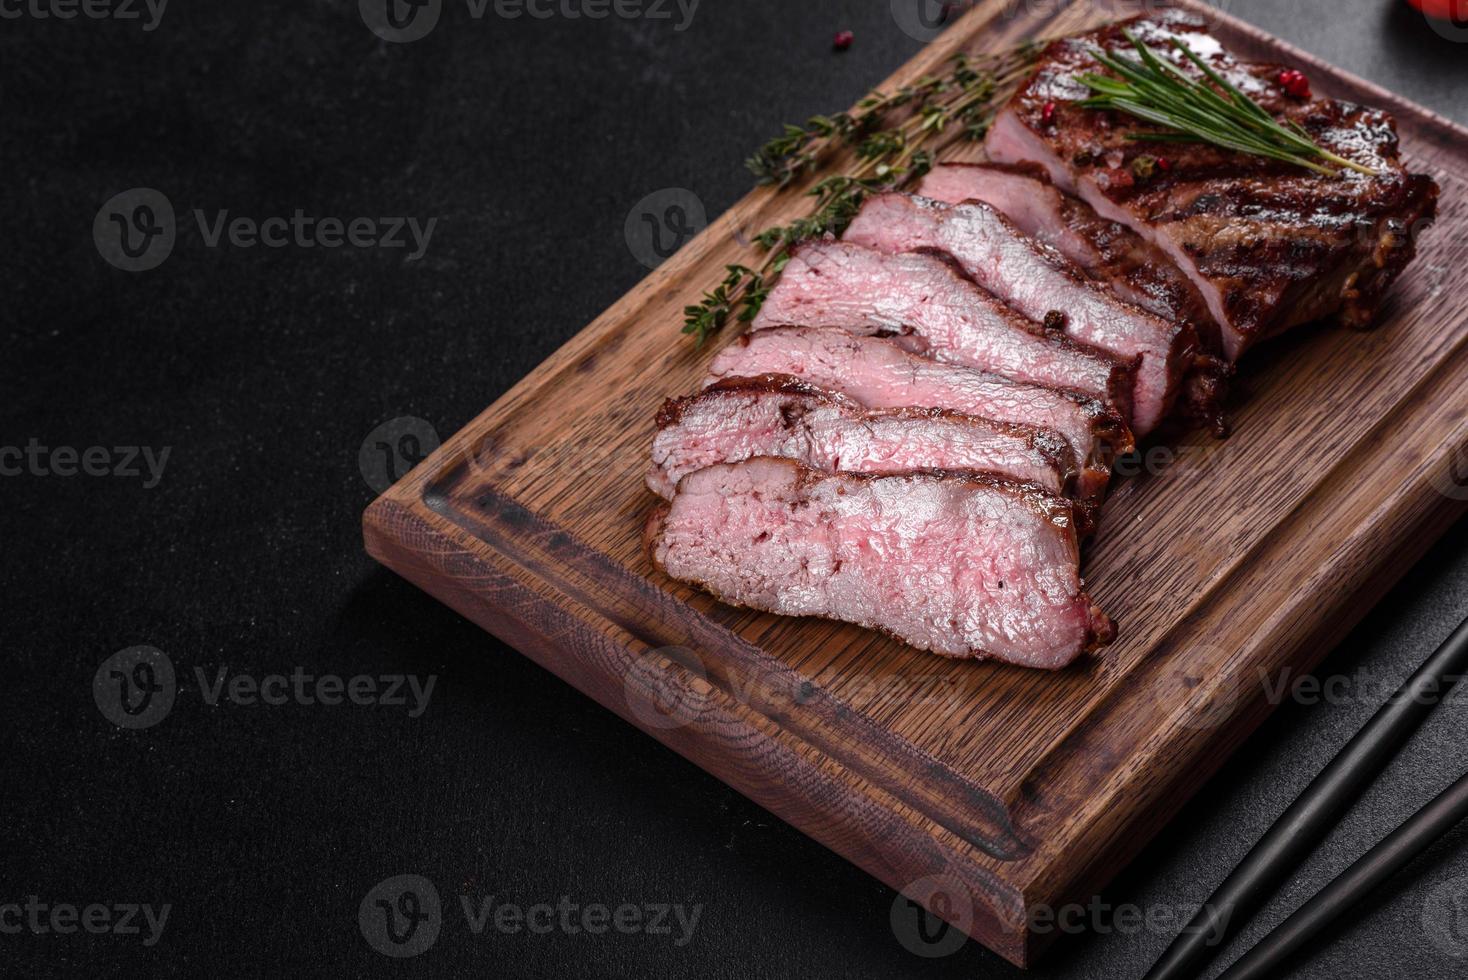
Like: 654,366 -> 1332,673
650,375 -> 1084,523
845,192 -> 1194,436
985,10 -> 1439,361
646,457 -> 1114,668
707,326 -> 1130,501
917,162 -> 1217,347
751,240 -> 1135,419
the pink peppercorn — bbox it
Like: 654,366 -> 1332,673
833,30 -> 854,51
1278,69 -> 1311,99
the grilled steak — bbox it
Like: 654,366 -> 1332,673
706,326 -> 1131,500
917,162 -> 1217,346
985,10 -> 1439,360
646,457 -> 1114,667
915,164 -> 1233,434
751,240 -> 1135,419
650,374 -> 1078,506
845,192 -> 1194,436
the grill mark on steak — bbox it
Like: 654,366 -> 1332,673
706,326 -> 1132,502
647,457 -> 1114,668
751,239 -> 1137,421
844,191 -> 1195,436
984,10 -> 1438,361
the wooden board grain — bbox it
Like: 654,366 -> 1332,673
362,0 -> 1468,966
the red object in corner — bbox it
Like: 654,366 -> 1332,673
1408,0 -> 1468,21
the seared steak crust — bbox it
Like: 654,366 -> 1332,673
647,457 -> 1115,668
986,10 -> 1439,360
844,192 -> 1194,436
917,162 -> 1218,347
650,373 -> 1079,503
753,240 -> 1136,418
707,326 -> 1131,501
916,164 -> 1233,434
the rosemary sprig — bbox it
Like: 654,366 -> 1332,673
686,45 -> 1039,346
1076,32 -> 1377,178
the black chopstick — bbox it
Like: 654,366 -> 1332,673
1143,612 -> 1468,980
1214,770 -> 1468,980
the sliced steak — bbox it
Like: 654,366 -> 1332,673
917,162 -> 1217,347
845,192 -> 1194,436
985,10 -> 1439,360
751,240 -> 1136,419
646,457 -> 1114,668
650,374 -> 1077,502
916,164 -> 1233,435
706,326 -> 1130,501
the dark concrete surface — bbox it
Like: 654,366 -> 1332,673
4,0 -> 1468,976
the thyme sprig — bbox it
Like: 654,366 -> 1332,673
1077,32 -> 1378,178
682,263 -> 781,345
684,44 -> 1040,346
744,49 -> 1036,189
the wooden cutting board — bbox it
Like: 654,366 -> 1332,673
364,0 -> 1468,966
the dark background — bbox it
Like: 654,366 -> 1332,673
6,0 -> 1468,976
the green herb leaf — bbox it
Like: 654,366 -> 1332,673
684,43 -> 1042,344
